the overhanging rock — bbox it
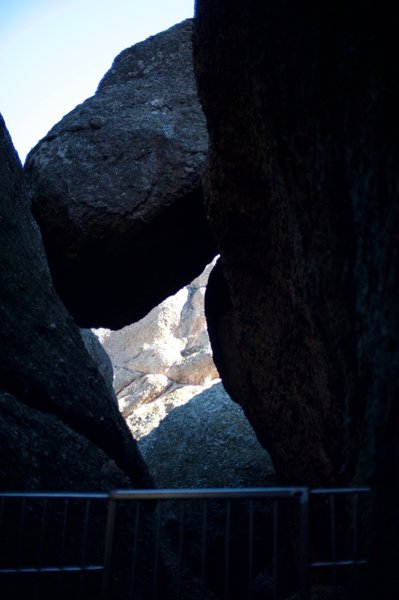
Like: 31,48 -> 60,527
25,19 -> 215,329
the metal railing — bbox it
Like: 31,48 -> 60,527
0,487 -> 370,599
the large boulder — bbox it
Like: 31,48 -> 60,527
193,1 -> 399,597
0,113 -> 151,491
138,382 -> 275,488
25,19 -> 215,329
95,259 -> 219,426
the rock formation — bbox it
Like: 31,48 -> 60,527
3,1 -> 398,593
0,391 -> 130,490
0,114 -> 151,491
139,382 -> 275,488
25,19 -> 215,329
193,1 -> 399,596
94,260 -> 219,436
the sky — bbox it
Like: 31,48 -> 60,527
0,0 -> 194,163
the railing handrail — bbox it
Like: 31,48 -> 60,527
0,485 -> 371,500
311,487 -> 370,495
109,486 -> 308,500
0,491 -> 109,499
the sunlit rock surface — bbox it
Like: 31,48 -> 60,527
94,260 -> 219,438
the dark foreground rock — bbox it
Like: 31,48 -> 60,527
25,19 -> 215,329
0,113 -> 158,599
0,391 -> 130,490
194,2 -> 399,597
0,113 -> 151,491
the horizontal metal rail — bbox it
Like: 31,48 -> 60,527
0,486 -> 369,499
0,492 -> 109,499
108,486 -> 309,500
0,565 -> 103,574
311,560 -> 368,568
310,487 -> 370,495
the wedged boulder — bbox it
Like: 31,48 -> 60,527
25,19 -> 215,329
0,113 -> 151,490
95,259 -> 219,422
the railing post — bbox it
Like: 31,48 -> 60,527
272,498 -> 279,600
101,495 -> 117,600
299,488 -> 310,600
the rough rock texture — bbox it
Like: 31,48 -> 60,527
195,10 -> 350,488
126,383 -> 214,441
0,391 -> 130,490
0,114 -> 151,491
194,2 -> 399,597
25,19 -> 215,329
95,260 -> 219,425
139,382 -> 275,488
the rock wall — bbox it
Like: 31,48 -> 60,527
25,19 -> 215,329
195,3 -> 350,487
0,113 -> 151,491
193,2 -> 399,596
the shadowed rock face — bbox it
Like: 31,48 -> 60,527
25,19 -> 215,329
0,114 -> 152,491
194,3 -> 399,595
0,391 -> 131,490
80,327 -> 117,401
195,4 -> 354,487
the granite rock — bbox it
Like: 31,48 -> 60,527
0,113 -> 151,491
139,382 -> 276,488
25,19 -> 215,328
194,2 -> 399,595
95,260 -> 219,422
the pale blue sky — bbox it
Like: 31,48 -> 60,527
0,0 -> 194,162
